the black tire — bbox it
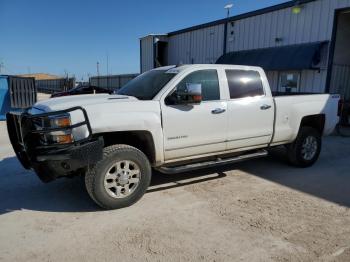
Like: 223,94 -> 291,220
85,144 -> 152,209
286,126 -> 322,168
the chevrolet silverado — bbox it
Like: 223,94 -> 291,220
6,65 -> 340,209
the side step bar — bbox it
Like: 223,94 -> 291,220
157,150 -> 268,174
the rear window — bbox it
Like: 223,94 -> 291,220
225,70 -> 264,99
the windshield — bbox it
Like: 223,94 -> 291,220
116,70 -> 177,100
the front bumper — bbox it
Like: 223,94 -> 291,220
6,107 -> 103,182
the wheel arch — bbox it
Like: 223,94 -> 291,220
95,131 -> 157,165
299,114 -> 326,135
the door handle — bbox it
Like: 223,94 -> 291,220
260,104 -> 272,110
211,108 -> 226,114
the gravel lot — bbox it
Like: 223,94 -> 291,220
0,121 -> 349,262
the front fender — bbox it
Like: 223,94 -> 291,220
84,101 -> 164,164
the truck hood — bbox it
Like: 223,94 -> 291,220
30,93 -> 162,144
32,94 -> 138,112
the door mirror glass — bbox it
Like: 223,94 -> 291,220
174,83 -> 202,104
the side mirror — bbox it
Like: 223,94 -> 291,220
175,83 -> 202,104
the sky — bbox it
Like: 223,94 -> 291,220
0,0 -> 289,80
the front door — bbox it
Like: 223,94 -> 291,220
161,69 -> 228,161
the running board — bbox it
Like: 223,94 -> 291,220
157,150 -> 268,174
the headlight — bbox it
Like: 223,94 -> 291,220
33,109 -> 90,145
49,114 -> 71,128
33,113 -> 71,129
46,131 -> 73,144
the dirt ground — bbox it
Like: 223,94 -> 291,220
0,121 -> 349,262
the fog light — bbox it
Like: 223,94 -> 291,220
53,134 -> 73,144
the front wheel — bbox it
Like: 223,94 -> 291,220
85,144 -> 152,209
286,127 -> 322,167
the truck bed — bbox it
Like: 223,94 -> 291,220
272,91 -> 323,97
271,93 -> 339,145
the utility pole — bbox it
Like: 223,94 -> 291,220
225,3 -> 233,18
223,4 -> 233,55
63,70 -> 69,91
96,62 -> 100,87
106,53 -> 109,89
106,53 -> 109,76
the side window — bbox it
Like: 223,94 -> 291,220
176,70 -> 220,101
225,70 -> 264,99
278,71 -> 300,93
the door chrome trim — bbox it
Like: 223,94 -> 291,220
226,134 -> 271,143
164,143 -> 269,164
165,134 -> 271,152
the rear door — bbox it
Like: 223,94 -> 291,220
161,69 -> 228,161
224,69 -> 274,149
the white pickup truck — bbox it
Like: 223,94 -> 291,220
7,65 -> 340,209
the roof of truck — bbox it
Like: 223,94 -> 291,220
153,64 -> 264,72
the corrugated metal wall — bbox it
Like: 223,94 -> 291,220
224,0 -> 350,93
141,36 -> 155,73
225,0 -> 341,52
90,74 -> 138,90
9,77 -> 37,108
330,64 -> 350,99
165,0 -> 350,93
36,78 -> 75,94
168,31 -> 191,65
141,0 -> 350,94
168,25 -> 225,65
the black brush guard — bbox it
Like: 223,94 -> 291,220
6,107 -> 103,182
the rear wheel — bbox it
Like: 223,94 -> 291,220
85,144 -> 152,209
286,127 -> 322,167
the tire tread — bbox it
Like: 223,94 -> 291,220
85,144 -> 151,209
286,126 -> 321,168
